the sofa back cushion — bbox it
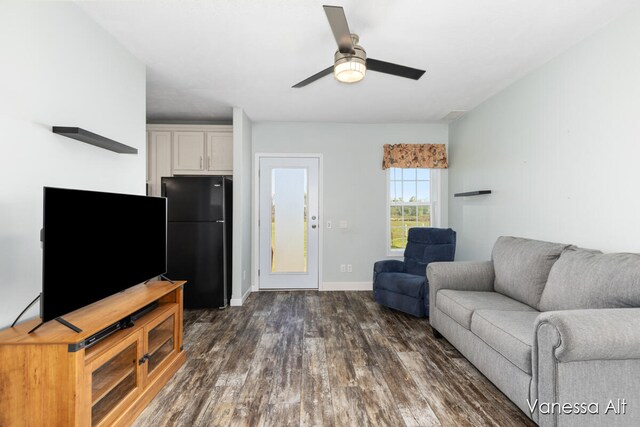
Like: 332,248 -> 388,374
539,248 -> 640,311
404,228 -> 456,277
492,236 -> 571,309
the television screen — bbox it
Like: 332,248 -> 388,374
42,187 -> 167,322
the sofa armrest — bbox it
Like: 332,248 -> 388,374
535,308 -> 640,363
427,261 -> 495,294
428,261 -> 495,328
532,308 -> 640,426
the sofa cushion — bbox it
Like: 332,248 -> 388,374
436,290 -> 536,330
492,236 -> 571,309
539,248 -> 640,311
471,310 -> 539,374
375,272 -> 426,299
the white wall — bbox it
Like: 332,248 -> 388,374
0,3 -> 146,328
448,8 -> 640,260
231,108 -> 253,304
252,122 -> 448,285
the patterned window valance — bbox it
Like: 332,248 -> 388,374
382,143 -> 448,169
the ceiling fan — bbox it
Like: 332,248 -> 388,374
292,5 -> 426,88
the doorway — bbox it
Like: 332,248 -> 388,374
258,156 -> 320,289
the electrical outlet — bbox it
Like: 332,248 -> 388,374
347,264 -> 353,273
326,220 -> 332,229
340,264 -> 346,273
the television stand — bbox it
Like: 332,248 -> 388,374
0,280 -> 186,426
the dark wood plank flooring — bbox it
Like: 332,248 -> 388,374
133,291 -> 535,427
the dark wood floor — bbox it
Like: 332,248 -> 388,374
133,291 -> 535,427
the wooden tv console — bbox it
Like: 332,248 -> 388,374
0,280 -> 187,426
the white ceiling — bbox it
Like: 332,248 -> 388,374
77,0 -> 638,123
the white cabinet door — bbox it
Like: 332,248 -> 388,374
146,132 -> 151,182
206,132 -> 233,173
148,131 -> 172,197
173,131 -> 205,173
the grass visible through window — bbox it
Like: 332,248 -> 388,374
389,168 -> 432,250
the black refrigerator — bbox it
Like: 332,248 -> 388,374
162,176 -> 232,309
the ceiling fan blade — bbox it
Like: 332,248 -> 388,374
367,58 -> 426,80
323,5 -> 354,54
292,66 -> 334,88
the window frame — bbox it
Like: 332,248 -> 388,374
386,167 -> 440,257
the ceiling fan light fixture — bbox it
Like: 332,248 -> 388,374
334,57 -> 366,83
333,36 -> 367,84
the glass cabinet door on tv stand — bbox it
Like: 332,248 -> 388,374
143,304 -> 180,386
87,331 -> 144,426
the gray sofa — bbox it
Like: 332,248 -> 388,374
428,236 -> 640,426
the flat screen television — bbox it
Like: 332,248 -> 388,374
42,187 -> 167,322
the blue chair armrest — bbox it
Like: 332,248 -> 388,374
374,259 -> 405,274
373,260 -> 405,284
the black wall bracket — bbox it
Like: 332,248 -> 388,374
52,127 -> 138,154
454,190 -> 492,197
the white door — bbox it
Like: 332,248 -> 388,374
259,157 -> 319,289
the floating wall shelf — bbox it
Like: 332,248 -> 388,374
52,127 -> 138,154
454,190 -> 492,197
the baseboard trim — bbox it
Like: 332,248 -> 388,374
230,286 -> 252,306
321,281 -> 372,291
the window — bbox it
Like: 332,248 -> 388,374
388,168 -> 434,252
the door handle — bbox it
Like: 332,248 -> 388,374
208,156 -> 211,170
138,353 -> 150,365
200,156 -> 203,169
216,220 -> 225,223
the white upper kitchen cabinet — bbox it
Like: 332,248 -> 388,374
206,131 -> 233,174
147,130 -> 172,197
146,125 -> 233,190
173,131 -> 206,173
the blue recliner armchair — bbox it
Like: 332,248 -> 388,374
373,227 -> 456,317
